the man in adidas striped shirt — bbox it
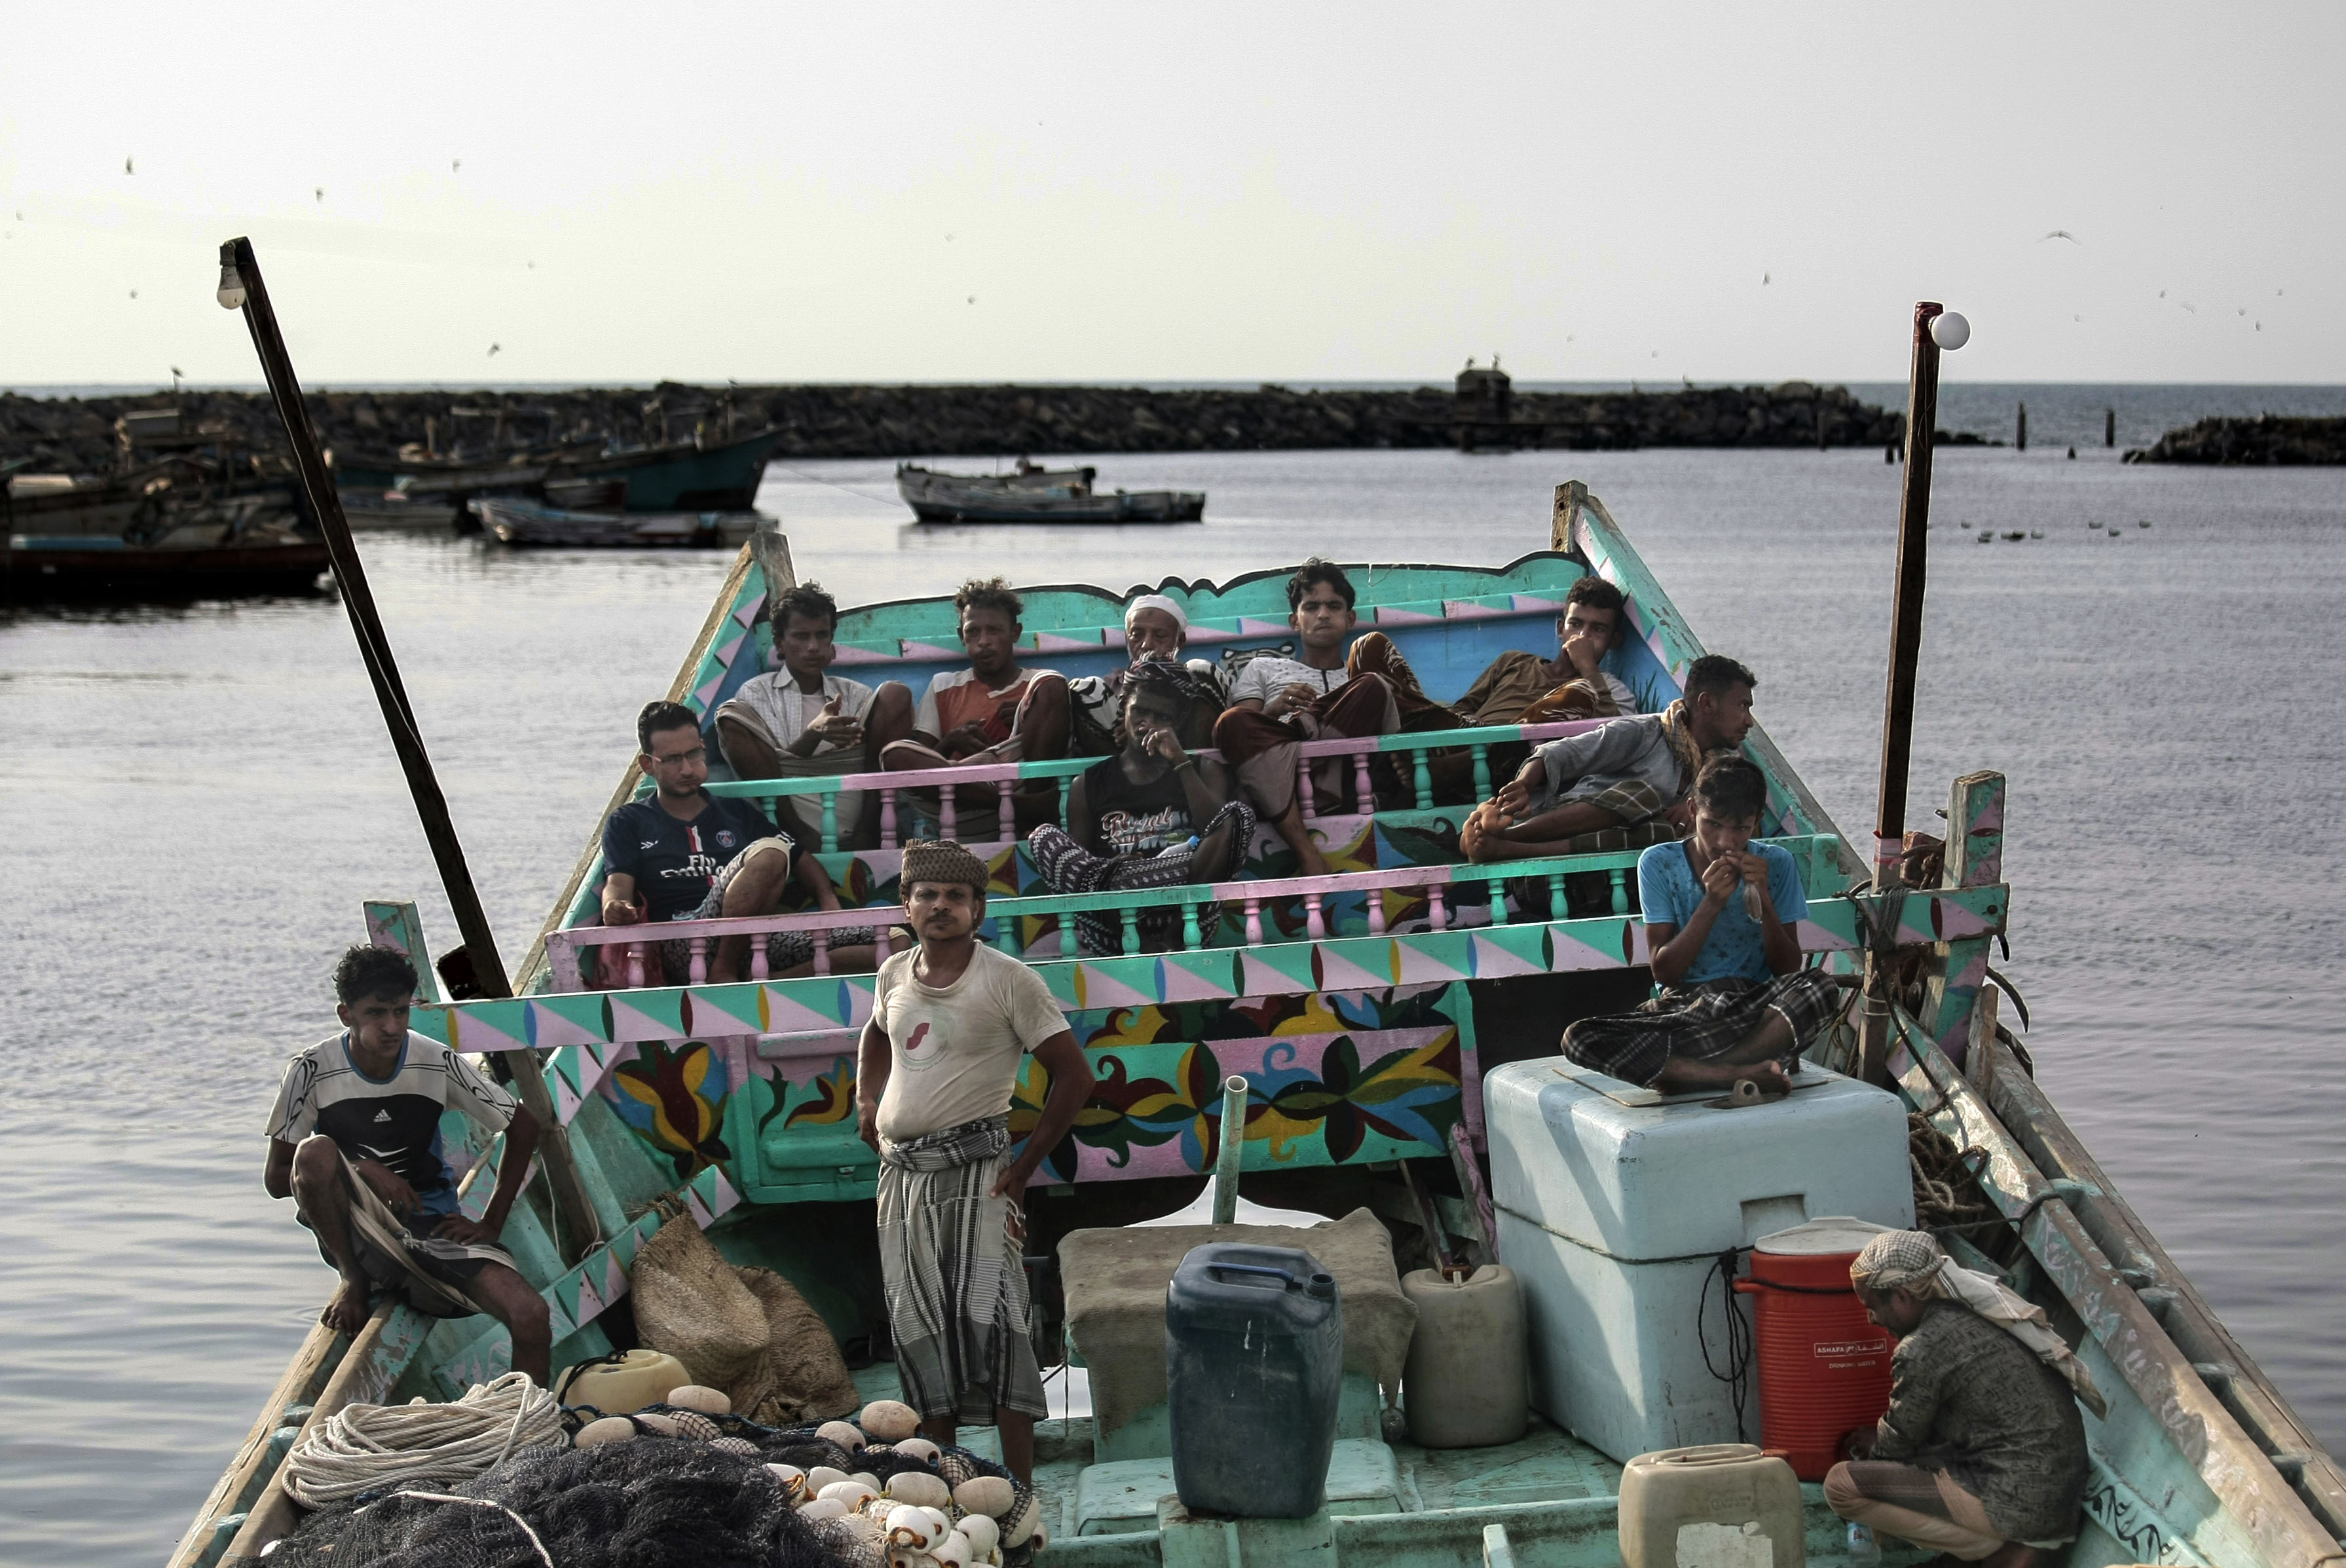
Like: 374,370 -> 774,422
264,944 -> 551,1384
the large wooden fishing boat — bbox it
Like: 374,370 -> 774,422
174,482 -> 2343,1568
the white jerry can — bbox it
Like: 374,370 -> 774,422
1618,1444 -> 1806,1568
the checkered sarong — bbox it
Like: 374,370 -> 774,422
877,1115 -> 1048,1423
1561,969 -> 1845,1089
658,841 -> 882,982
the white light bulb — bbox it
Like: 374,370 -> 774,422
1930,312 -> 1969,350
216,261 -> 247,310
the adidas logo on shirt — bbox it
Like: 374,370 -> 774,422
373,1109 -> 393,1123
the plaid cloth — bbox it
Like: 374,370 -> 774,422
659,842 -> 882,982
876,1114 -> 1049,1423
1026,799 -> 1257,956
1561,969 -> 1845,1089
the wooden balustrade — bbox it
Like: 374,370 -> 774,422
696,717 -> 1616,851
549,836 -> 1842,990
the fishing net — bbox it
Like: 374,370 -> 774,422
263,1404 -> 1040,1568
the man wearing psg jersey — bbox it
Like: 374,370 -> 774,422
601,700 -> 887,983
265,945 -> 553,1384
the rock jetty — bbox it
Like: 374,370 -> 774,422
2125,415 -> 2346,465
1,379 -> 1904,477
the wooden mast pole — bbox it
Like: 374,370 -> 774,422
1859,299 -> 1945,1081
217,236 -> 602,1263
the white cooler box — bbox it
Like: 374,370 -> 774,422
1485,1058 -> 1913,1463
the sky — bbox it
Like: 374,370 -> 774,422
1,1 -> 2339,388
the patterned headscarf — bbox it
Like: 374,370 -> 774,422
1851,1229 -> 1952,1295
1851,1229 -> 2107,1419
901,839 -> 990,895
1125,656 -> 1220,714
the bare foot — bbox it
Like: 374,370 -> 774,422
1655,1056 -> 1792,1095
322,1275 -> 371,1334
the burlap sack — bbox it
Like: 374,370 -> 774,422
630,1211 -> 768,1400
737,1267 -> 862,1425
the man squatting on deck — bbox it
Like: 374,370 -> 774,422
264,945 -> 554,1383
881,576 -> 1072,840
1562,754 -> 1847,1092
1827,1229 -> 2102,1568
857,839 -> 1096,1484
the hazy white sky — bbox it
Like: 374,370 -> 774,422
3,3 -> 2338,387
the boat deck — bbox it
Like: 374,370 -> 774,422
844,1362 -> 1905,1568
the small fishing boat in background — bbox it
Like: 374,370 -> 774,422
334,488 -> 462,531
470,496 -> 762,548
3,413 -> 329,599
896,458 -> 1206,523
335,426 -> 779,513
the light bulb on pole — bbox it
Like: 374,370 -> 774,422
215,245 -> 248,310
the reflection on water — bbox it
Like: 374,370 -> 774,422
2,443 -> 2341,1564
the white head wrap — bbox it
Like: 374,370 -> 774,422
1852,1230 -> 2107,1419
1123,593 -> 1187,634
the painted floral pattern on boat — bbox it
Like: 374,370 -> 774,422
607,1041 -> 732,1177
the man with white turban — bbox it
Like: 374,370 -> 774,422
1825,1229 -> 2100,1568
1067,591 -> 1227,755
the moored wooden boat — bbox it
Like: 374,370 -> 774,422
176,484 -> 2344,1568
335,427 -> 778,512
898,460 -> 1207,524
4,476 -> 327,599
471,496 -> 763,548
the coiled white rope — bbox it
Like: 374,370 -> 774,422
280,1372 -> 565,1508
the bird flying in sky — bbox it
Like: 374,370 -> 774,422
2039,230 -> 2077,242
487,343 -> 501,356
1762,272 -> 1770,285
124,156 -> 134,175
314,187 -> 324,203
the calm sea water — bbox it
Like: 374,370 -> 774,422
3,440 -> 2342,1564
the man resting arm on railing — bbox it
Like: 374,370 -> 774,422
1559,756 -> 1850,1094
1459,653 -> 1759,863
880,577 -> 1070,840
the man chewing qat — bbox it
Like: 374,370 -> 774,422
1825,1229 -> 2104,1568
857,839 -> 1096,1483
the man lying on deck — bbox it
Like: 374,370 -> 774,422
1459,652 -> 1757,863
882,576 -> 1071,838
1028,659 -> 1257,956
600,700 -> 889,983
1827,1229 -> 2100,1568
1560,755 -> 1846,1094
264,944 -> 553,1384
1068,593 -> 1227,755
857,839 -> 1096,1483
1212,558 -> 1400,877
713,580 -> 914,849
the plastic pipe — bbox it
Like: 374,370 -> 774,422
1212,1075 -> 1247,1225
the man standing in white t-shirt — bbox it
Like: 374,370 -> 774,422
714,580 -> 914,847
856,839 -> 1095,1482
1211,558 -> 1401,875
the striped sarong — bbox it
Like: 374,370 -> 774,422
876,1115 -> 1048,1424
308,1146 -> 513,1320
1561,970 -> 1847,1089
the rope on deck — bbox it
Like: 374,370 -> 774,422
279,1372 -> 564,1508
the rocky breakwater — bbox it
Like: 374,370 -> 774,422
2126,415 -> 2346,465
1,380 -> 1903,476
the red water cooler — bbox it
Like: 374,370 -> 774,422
1732,1217 -> 1897,1480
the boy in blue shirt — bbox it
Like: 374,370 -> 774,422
1563,755 -> 1846,1092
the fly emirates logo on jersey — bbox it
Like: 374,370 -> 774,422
657,823 -> 747,887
